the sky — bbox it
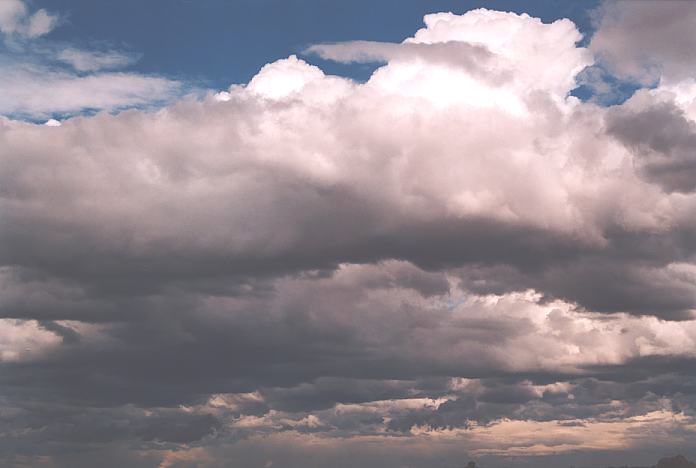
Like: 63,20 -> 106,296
28,0 -> 600,88
2,1 -> 696,467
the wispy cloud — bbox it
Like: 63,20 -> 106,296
0,0 -> 183,119
56,47 -> 141,72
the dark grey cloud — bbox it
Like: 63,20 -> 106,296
456,256 -> 696,320
607,98 -> 696,193
658,455 -> 696,468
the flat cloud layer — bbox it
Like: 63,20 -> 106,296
2,3 -> 696,468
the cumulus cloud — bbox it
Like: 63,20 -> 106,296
1,5 -> 696,467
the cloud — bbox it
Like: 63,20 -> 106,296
0,0 -> 57,38
2,43 -> 693,318
0,318 -> 61,361
658,455 -> 696,468
25,7 -> 57,38
590,1 -> 696,85
309,9 -> 590,112
0,61 -> 181,118
307,40 -> 497,74
1,5 -> 696,467
56,48 -> 141,72
0,1 -> 182,119
606,91 -> 696,193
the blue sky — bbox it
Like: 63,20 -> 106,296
34,0 -> 600,87
3,0 -> 640,122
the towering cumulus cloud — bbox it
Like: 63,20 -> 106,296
2,4 -> 696,467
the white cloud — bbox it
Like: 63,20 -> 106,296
246,54 -> 353,103
309,9 -> 591,115
247,54 -> 328,99
0,0 -> 57,38
25,8 -> 58,38
0,61 -> 181,118
0,1 -> 181,118
405,10 -> 591,98
0,319 -> 61,362
0,0 -> 26,35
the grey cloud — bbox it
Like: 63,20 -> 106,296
134,411 -> 221,443
607,98 -> 696,193
37,320 -> 81,344
4,97 -> 694,320
658,455 -> 696,468
0,404 -> 221,467
456,257 -> 696,320
259,378 -> 423,413
590,1 -> 696,83
307,40 -> 510,84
